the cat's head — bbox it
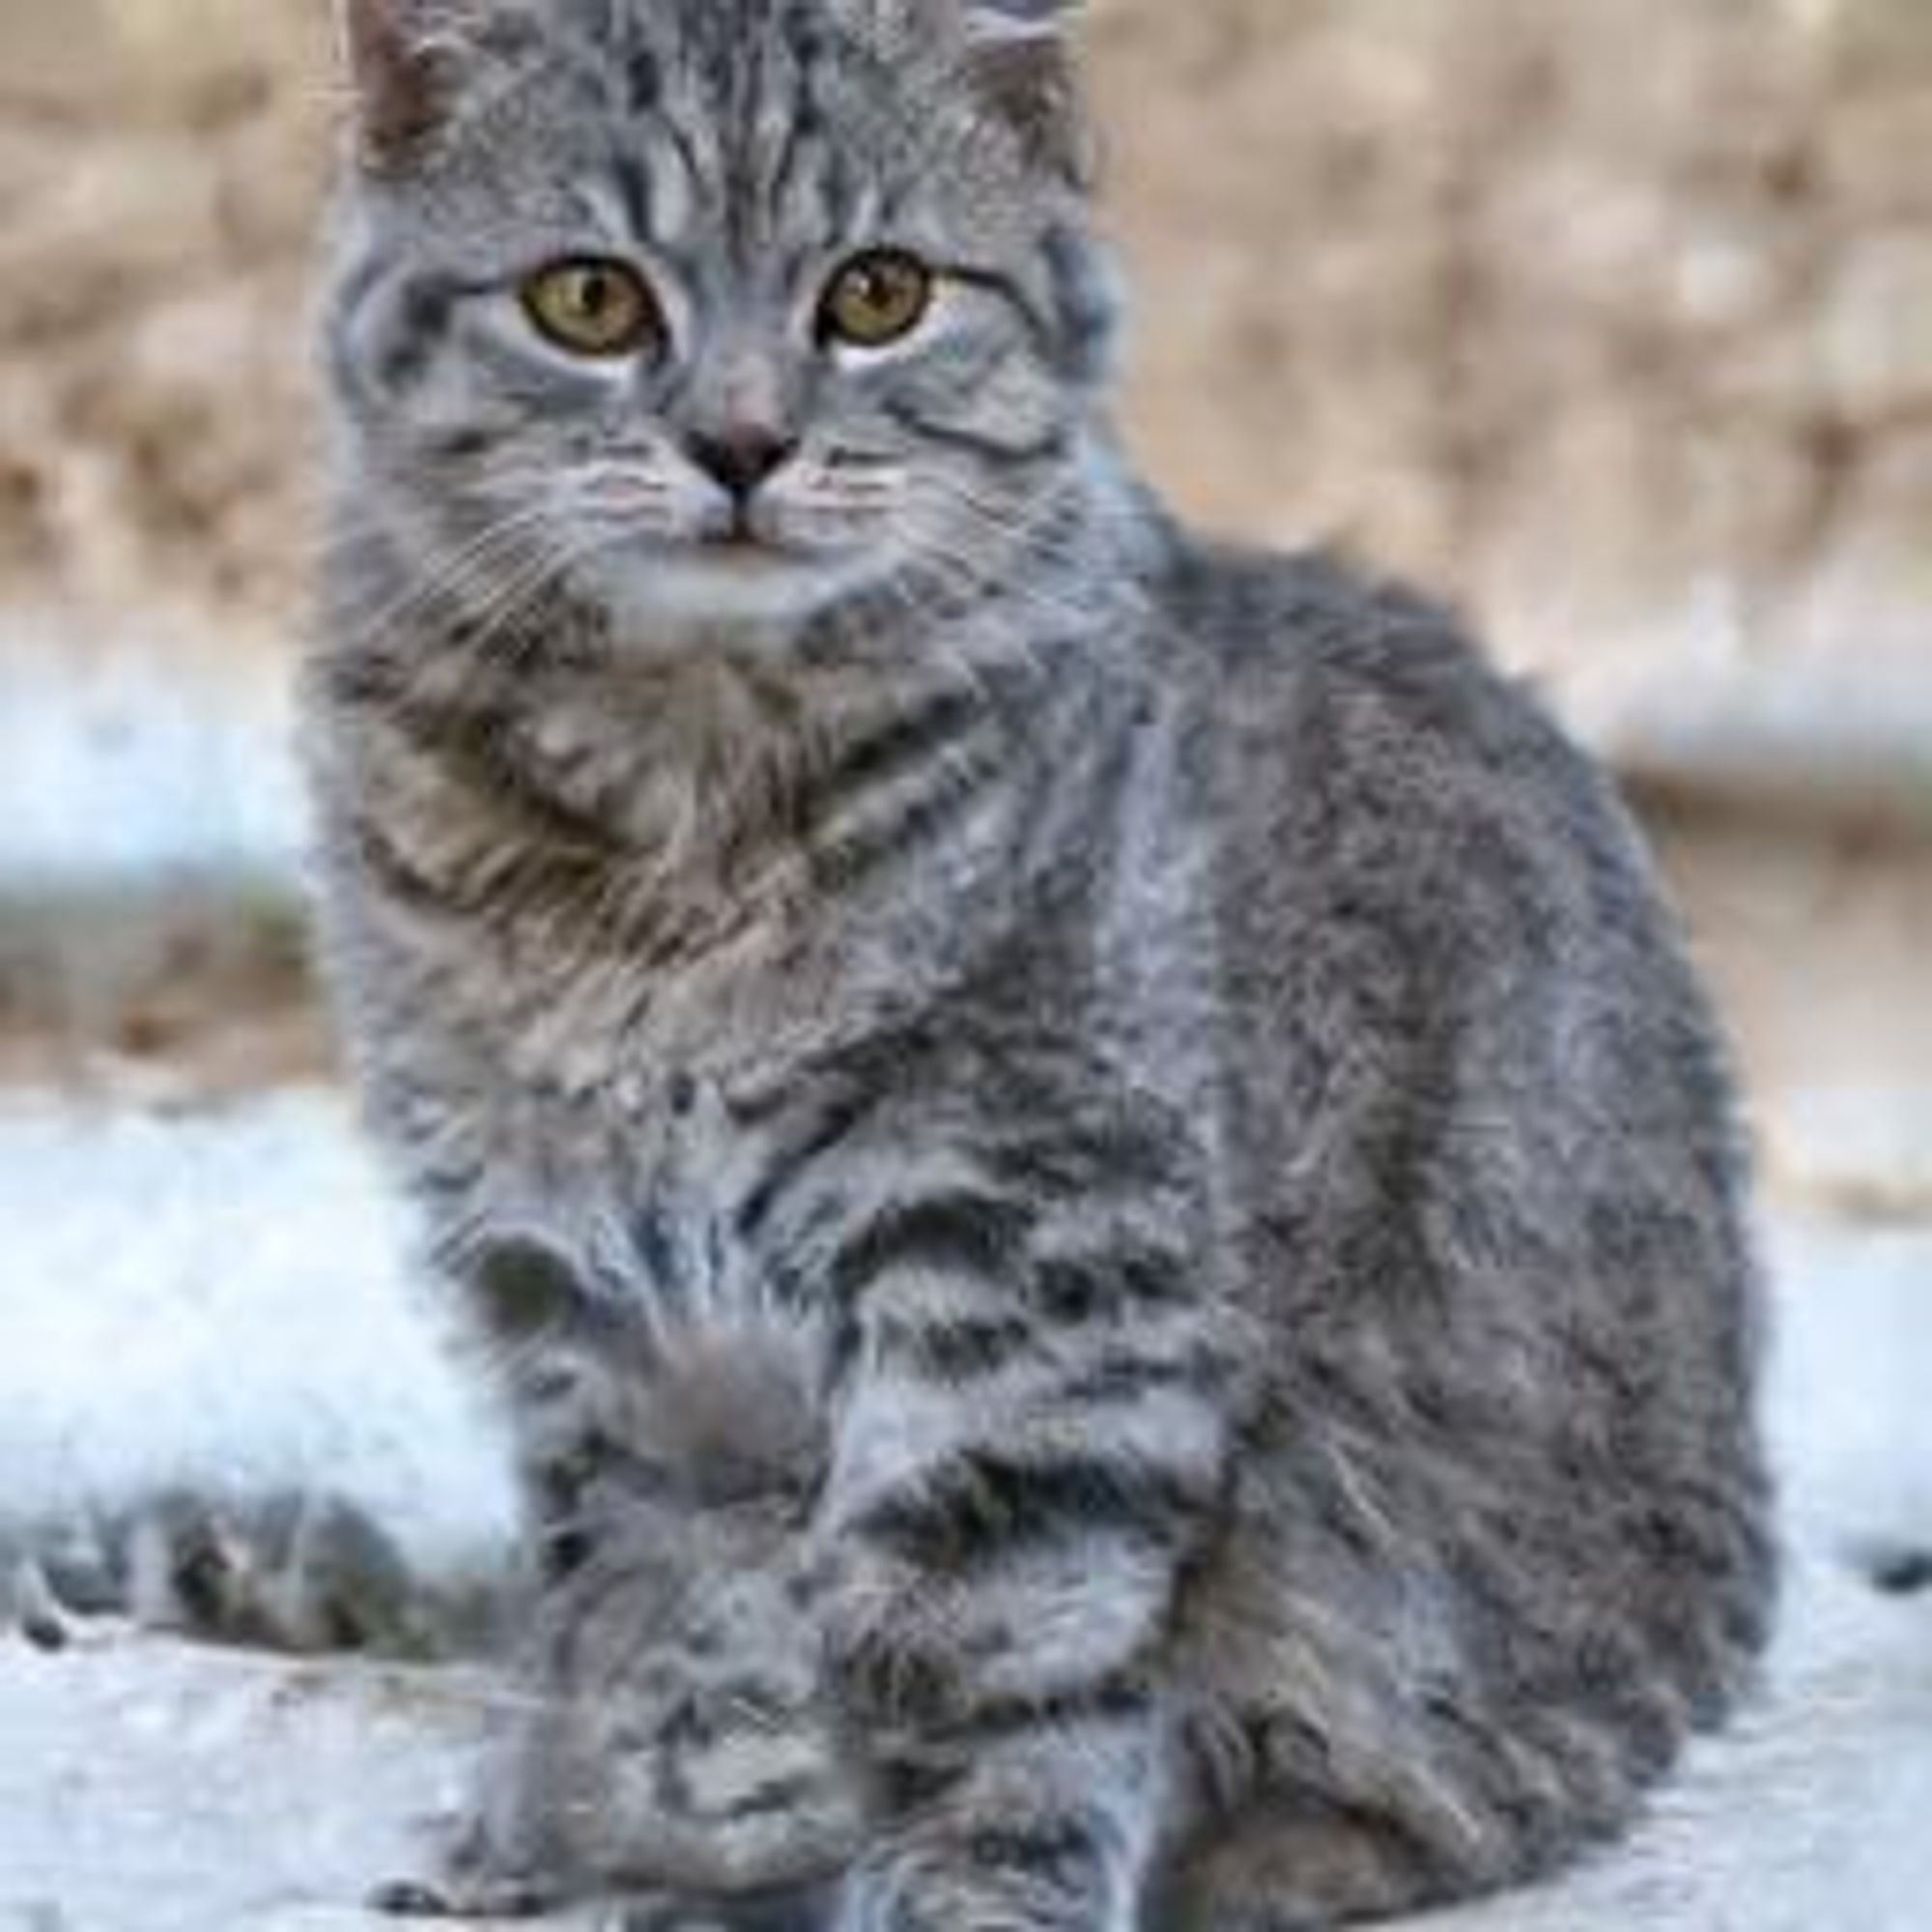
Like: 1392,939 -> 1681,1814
323,0 -> 1119,636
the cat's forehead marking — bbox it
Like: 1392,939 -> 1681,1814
606,128 -> 698,245
590,2 -> 884,259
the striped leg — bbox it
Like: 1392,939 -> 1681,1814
786,1158 -> 1232,1930
838,1713 -> 1169,1932
805,1162 -> 1236,1732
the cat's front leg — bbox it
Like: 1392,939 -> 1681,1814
794,1151 -> 1235,1927
809,1173 -> 1237,1731
838,1715 -> 1169,1932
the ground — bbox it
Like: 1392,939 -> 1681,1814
1,1093 -> 1928,1931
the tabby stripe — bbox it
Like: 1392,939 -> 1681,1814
807,752 -> 1007,895
659,111 -> 706,206
914,1681 -> 1154,1749
850,1450 -> 1206,1571
826,1189 -> 1033,1303
611,151 -> 655,243
882,401 -> 1066,469
964,1815 -> 1106,1891
625,47 -> 662,111
348,811 -> 462,918
792,686 -> 984,845
630,1200 -> 689,1301
732,1091 -> 876,1244
725,1776 -> 816,1821
868,1310 -> 1037,1380
983,1121 -> 1180,1204
395,705 -> 624,857
372,278 -> 459,397
1030,1242 -> 1192,1324
1054,1346 -> 1230,1409
765,88 -> 821,225
948,264 -> 1059,355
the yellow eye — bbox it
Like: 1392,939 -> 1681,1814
522,257 -> 660,357
821,249 -> 935,349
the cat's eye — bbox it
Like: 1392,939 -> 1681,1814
820,249 -> 935,349
522,257 -> 661,358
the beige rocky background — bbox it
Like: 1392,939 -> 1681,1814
3,0 -> 1930,664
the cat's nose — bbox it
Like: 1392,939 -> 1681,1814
684,427 -> 798,500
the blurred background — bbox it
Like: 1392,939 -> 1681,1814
0,0 -> 1926,1213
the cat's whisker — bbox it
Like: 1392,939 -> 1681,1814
327,508 -> 564,659
922,472 -> 1148,620
447,530 -> 613,678
910,477 -> 1128,634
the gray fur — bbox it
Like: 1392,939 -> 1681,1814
379,1295 -> 863,1921
309,2 -> 1776,1926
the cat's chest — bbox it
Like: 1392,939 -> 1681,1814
361,678 -> 1027,1105
374,876 -> 853,1257
402,836 -> 825,1117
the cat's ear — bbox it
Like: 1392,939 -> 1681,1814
335,0 -> 456,169
956,0 -> 1091,184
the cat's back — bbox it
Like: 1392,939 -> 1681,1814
1166,540 -> 1632,872
1152,534 -> 1754,1301
1157,538 -> 1722,1077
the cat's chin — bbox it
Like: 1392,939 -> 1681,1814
598,542 -> 883,635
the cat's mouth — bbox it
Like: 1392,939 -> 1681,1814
588,518 -> 886,626
696,527 -> 798,564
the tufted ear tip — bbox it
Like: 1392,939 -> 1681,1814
335,0 -> 446,168
958,0 -> 1092,185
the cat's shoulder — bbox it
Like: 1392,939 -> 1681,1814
1172,540 -> 1537,730
1166,538 -> 1625,838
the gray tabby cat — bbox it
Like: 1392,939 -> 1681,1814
307,1 -> 1776,1926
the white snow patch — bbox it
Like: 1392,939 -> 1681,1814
0,1090 -> 515,1575
0,1633 -> 496,1932
0,652 -> 305,888
1766,1211 -> 1932,1577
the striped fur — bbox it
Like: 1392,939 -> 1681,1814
385,1306 -> 867,1919
311,3 -> 1775,1926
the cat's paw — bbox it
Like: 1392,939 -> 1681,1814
606,1881 -> 840,1932
834,1819 -> 1109,1932
157,1490 -> 443,1653
3,1510 -> 131,1649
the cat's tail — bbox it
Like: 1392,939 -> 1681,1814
3,1490 -> 509,1661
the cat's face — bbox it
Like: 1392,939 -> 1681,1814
324,0 -> 1115,635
